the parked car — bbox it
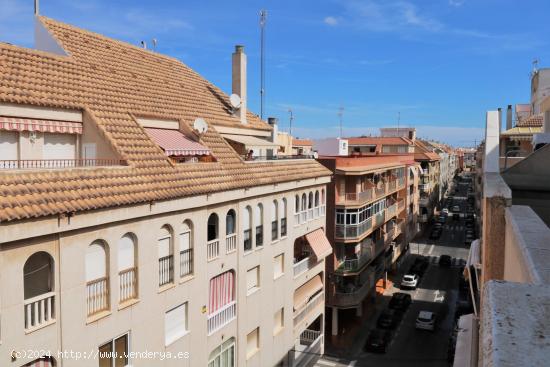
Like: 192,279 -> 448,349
452,205 -> 460,212
430,229 -> 442,240
401,274 -> 419,289
377,309 -> 403,329
364,329 -> 392,353
389,292 -> 412,311
439,255 -> 452,267
415,311 -> 437,331
442,208 -> 449,215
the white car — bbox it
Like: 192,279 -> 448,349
452,205 -> 460,212
415,311 -> 436,331
401,274 -> 419,289
442,208 -> 449,215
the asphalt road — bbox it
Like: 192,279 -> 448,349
314,174 -> 473,367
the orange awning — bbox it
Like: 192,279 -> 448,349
293,275 -> 323,310
305,228 -> 333,259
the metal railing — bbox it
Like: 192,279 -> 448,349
0,158 -> 127,170
207,301 -> 236,335
207,239 -> 220,261
225,234 -> 237,253
158,255 -> 174,286
242,154 -> 315,162
335,217 -> 372,240
24,291 -> 55,331
180,249 -> 193,277
293,291 -> 324,327
119,267 -> 137,302
86,277 -> 109,316
295,331 -> 323,367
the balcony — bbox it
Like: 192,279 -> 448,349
180,249 -> 193,277
118,267 -> 137,303
207,239 -> 220,261
225,233 -> 237,253
386,203 -> 397,220
0,158 -> 127,170
336,246 -> 373,273
335,217 -> 372,240
158,255 -> 174,286
397,198 -> 405,212
24,292 -> 55,332
332,279 -> 372,308
86,276 -> 109,317
294,329 -> 323,367
337,189 -> 374,205
293,256 -> 315,278
293,291 -> 324,327
207,301 -> 236,335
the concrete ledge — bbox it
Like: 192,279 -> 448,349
481,281 -> 550,367
482,173 -> 511,201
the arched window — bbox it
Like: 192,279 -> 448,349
180,220 -> 193,277
226,210 -> 236,235
243,206 -> 252,251
280,198 -> 288,237
301,193 -> 307,212
295,195 -> 300,214
158,225 -> 174,286
255,204 -> 264,247
24,251 -> 55,330
308,192 -> 314,209
118,233 -> 137,302
315,191 -> 320,207
207,213 -> 219,242
271,200 -> 279,241
321,189 -> 326,216
86,240 -> 109,316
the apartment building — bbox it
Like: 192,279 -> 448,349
413,141 -> 441,228
317,154 -> 419,340
0,16 -> 333,367
453,110 -> 550,367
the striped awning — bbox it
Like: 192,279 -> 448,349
294,275 -> 323,310
145,128 -> 211,156
0,116 -> 82,134
305,228 -> 333,260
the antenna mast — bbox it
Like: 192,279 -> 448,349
338,106 -> 344,138
288,109 -> 294,136
397,112 -> 401,137
259,10 -> 267,120
34,0 -> 39,15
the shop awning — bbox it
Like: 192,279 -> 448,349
293,275 -> 323,311
0,116 -> 82,134
305,228 -> 333,259
222,134 -> 279,148
145,128 -> 210,156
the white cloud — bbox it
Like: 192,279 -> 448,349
324,16 -> 339,26
449,0 -> 465,7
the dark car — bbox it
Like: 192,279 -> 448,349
439,255 -> 452,267
430,229 -> 442,240
377,309 -> 403,329
364,329 -> 392,353
388,292 -> 412,311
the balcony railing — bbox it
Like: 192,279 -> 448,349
242,154 -> 315,162
86,277 -> 109,316
307,208 -> 314,220
180,248 -> 193,277
300,211 -> 307,223
294,291 -> 324,327
397,199 -> 405,211
293,256 -> 315,278
0,158 -> 127,170
375,211 -> 385,227
320,205 -> 326,216
335,217 -> 372,240
386,203 -> 397,219
207,239 -> 220,261
158,255 -> 174,286
336,247 -> 373,273
119,267 -> 137,303
295,330 -> 323,367
388,180 -> 397,192
225,233 -> 237,253
294,213 -> 300,225
375,185 -> 386,198
398,177 -> 405,188
337,189 -> 373,205
332,280 -> 372,308
24,292 -> 55,331
207,301 -> 236,335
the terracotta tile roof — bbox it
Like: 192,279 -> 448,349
0,16 -> 331,222
292,139 -> 313,146
413,140 -> 441,161
516,114 -> 543,127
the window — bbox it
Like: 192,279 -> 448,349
180,221 -> 193,277
23,251 -> 55,330
99,333 -> 129,367
301,193 -> 307,212
315,191 -> 320,207
295,195 -> 300,213
226,209 -> 236,235
158,225 -> 173,286
271,200 -> 278,241
273,254 -> 284,279
118,234 -> 137,302
308,192 -> 313,210
246,328 -> 260,359
243,206 -> 252,252
273,308 -> 284,335
86,240 -> 110,316
208,338 -> 235,367
247,266 -> 260,295
165,303 -> 188,345
255,204 -> 263,247
207,213 -> 219,242
208,271 -> 236,334
0,131 -> 18,165
280,198 -> 287,237
43,133 -> 76,160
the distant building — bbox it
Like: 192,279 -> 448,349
380,127 -> 417,140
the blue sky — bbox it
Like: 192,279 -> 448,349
1,0 -> 548,146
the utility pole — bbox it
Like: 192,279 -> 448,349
338,106 -> 344,138
259,10 -> 267,120
288,109 -> 294,136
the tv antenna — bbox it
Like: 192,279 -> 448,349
397,112 -> 401,136
288,108 -> 294,136
193,118 -> 209,135
152,38 -> 158,51
338,106 -> 344,138
259,9 -> 267,120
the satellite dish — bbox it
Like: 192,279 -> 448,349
230,94 -> 242,109
193,118 -> 208,134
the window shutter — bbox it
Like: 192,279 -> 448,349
118,235 -> 135,271
0,131 -> 18,160
43,133 -> 76,160
165,303 -> 187,345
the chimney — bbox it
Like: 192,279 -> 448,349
232,45 -> 247,125
497,107 -> 502,132
506,105 -> 513,130
268,117 -> 278,143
